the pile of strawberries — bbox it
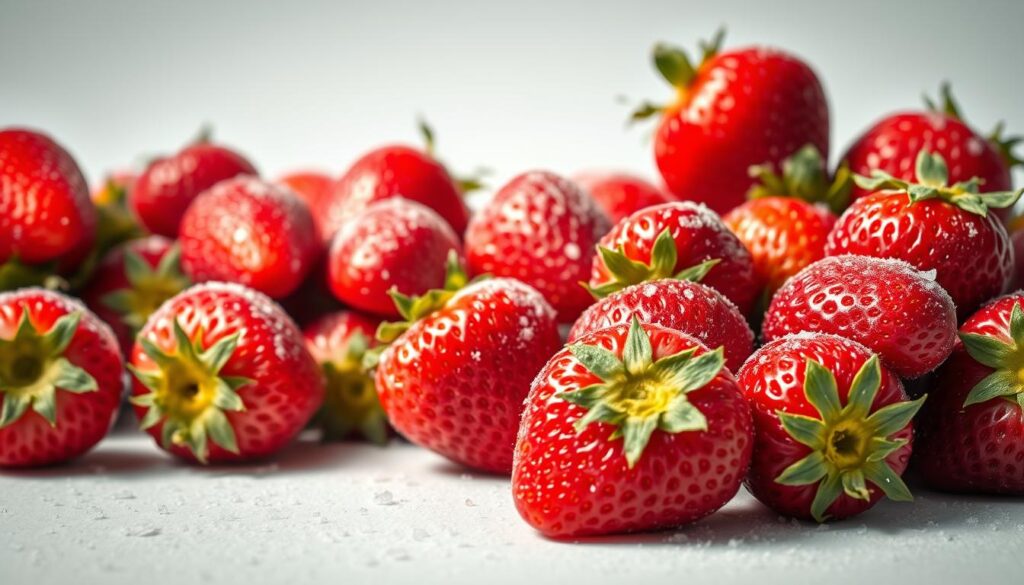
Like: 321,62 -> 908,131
2,31 -> 1023,539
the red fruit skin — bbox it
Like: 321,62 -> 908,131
130,143 -> 257,237
277,171 -> 333,239
80,235 -> 176,354
0,289 -> 123,467
179,177 -> 320,299
0,129 -> 96,266
1010,229 -> 1024,291
763,255 -> 957,379
327,199 -> 463,318
513,324 -> 753,538
465,171 -> 611,322
572,172 -> 674,223
654,48 -> 829,215
318,145 -> 469,244
590,202 -> 758,315
568,279 -> 753,371
130,282 -> 324,463
375,278 -> 561,474
303,310 -> 380,364
738,334 -> 913,521
825,192 -> 1013,318
915,294 -> 1024,494
842,112 -> 1012,206
92,170 -> 137,204
723,197 -> 836,294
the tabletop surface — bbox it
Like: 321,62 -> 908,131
3,429 -> 1022,585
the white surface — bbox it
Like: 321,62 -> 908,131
3,430 -> 1022,585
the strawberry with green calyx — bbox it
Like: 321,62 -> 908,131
0,289 -> 123,467
585,228 -> 720,299
739,334 -> 923,522
747,144 -> 852,214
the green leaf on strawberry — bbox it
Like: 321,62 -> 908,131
102,245 -> 189,333
774,356 -> 926,522
747,144 -> 852,213
960,302 -> 1024,409
585,228 -> 720,298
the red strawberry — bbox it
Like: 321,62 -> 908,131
738,333 -> 923,522
842,84 -> 1020,207
303,310 -> 387,443
465,171 -> 611,322
763,256 -> 957,379
277,170 -> 333,239
130,137 -> 257,237
0,289 -> 122,467
572,172 -> 673,223
513,317 -> 752,537
374,265 -> 561,473
0,129 -> 96,275
633,31 -> 829,214
826,150 -> 1020,317
1012,228 -> 1024,291
568,279 -> 753,371
588,201 -> 758,315
915,293 -> 1024,494
128,282 -> 324,464
178,176 -> 320,299
327,198 -> 462,318
80,235 -> 190,355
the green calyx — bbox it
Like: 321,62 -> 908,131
102,246 -> 190,334
128,319 -> 252,464
0,258 -> 67,293
629,28 -> 726,123
417,118 -> 488,195
317,330 -> 388,444
748,144 -> 853,214
585,228 -> 720,298
854,149 -> 1023,216
923,82 -> 1022,171
0,310 -> 97,428
561,315 -> 724,468
959,302 -> 1024,410
775,356 -> 925,522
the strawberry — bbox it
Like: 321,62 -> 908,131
572,172 -> 673,223
0,289 -> 122,467
826,150 -> 1020,317
587,201 -> 758,315
374,261 -> 561,473
277,170 -> 333,239
178,176 -> 320,299
632,31 -> 829,214
841,84 -> 1020,208
465,171 -> 611,322
317,125 -> 470,244
80,235 -> 190,355
129,136 -> 257,237
90,172 -> 145,258
738,333 -> 923,522
303,310 -> 387,443
1012,228 -> 1024,291
513,317 -> 752,537
0,128 -> 96,284
327,198 -> 462,318
128,282 -> 324,464
915,293 -> 1024,494
568,279 -> 753,371
763,256 -> 957,379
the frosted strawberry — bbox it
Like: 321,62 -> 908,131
739,334 -> 923,522
572,172 -> 673,223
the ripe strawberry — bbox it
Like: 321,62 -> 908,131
738,333 -> 923,522
0,289 -> 122,467
1012,228 -> 1024,291
915,294 -> 1024,494
327,198 -> 462,318
826,150 -> 1020,317
763,256 -> 957,379
842,84 -> 1020,207
303,310 -> 387,443
568,279 -> 753,371
0,129 -> 96,277
129,136 -> 257,237
633,31 -> 829,214
465,171 -> 610,322
277,170 -> 333,239
80,235 -> 190,355
572,171 -> 673,223
179,176 -> 320,299
374,263 -> 561,473
513,317 -> 752,537
588,201 -> 758,315
128,282 -> 324,464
